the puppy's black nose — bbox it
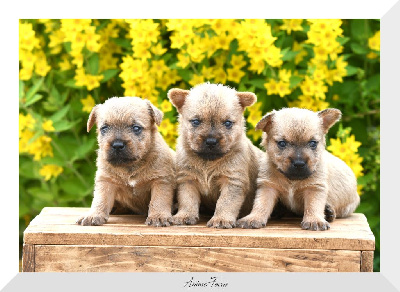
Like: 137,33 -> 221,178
112,140 -> 125,151
293,159 -> 306,168
205,137 -> 218,147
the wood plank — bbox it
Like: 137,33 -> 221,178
24,225 -> 375,251
30,212 -> 372,229
361,251 -> 374,272
34,245 -> 361,272
22,244 -> 35,272
24,208 -> 375,251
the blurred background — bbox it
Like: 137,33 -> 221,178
19,19 -> 380,270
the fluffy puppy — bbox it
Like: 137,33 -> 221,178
76,97 -> 175,227
237,107 -> 360,231
168,83 -> 264,228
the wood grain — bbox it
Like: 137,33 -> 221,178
22,244 -> 35,272
23,208 -> 375,251
361,251 -> 374,272
34,245 -> 361,272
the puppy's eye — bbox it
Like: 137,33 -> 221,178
224,120 -> 233,129
190,119 -> 201,127
309,140 -> 318,149
132,125 -> 143,134
100,125 -> 109,135
277,140 -> 287,149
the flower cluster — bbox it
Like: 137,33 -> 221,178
327,127 -> 364,193
19,21 -> 51,80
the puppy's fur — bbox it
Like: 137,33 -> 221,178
76,97 -> 175,227
237,107 -> 360,231
168,83 -> 264,228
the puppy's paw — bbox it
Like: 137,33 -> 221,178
145,215 -> 173,227
76,213 -> 108,226
324,204 -> 336,223
172,213 -> 199,225
301,218 -> 330,231
237,215 -> 267,229
207,216 -> 236,229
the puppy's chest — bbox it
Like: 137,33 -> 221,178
195,168 -> 223,197
280,184 -> 303,213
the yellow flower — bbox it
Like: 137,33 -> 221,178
368,31 -> 380,51
176,53 -> 190,68
281,19 -> 303,34
189,74 -> 205,87
151,43 -> 167,56
85,74 -> 103,91
276,81 -> 291,98
81,95 -> 95,113
230,54 -> 247,68
247,128 -> 262,141
158,118 -> 175,137
42,120 -> 55,132
39,164 -> 63,181
213,67 -> 227,84
247,110 -> 263,128
279,69 -> 292,83
160,100 -> 172,113
264,79 -> 278,95
226,67 -> 245,84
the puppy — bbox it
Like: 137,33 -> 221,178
76,97 -> 175,227
168,83 -> 264,228
237,107 -> 360,231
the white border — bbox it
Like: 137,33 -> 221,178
3,0 -> 398,290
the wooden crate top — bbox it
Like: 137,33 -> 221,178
24,207 -> 375,251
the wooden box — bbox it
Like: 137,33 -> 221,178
22,207 -> 375,272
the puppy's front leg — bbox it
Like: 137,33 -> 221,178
301,186 -> 330,231
172,181 -> 200,225
146,181 -> 174,227
237,185 -> 279,229
77,178 -> 115,226
207,181 -> 245,229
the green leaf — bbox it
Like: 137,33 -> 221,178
350,42 -> 368,55
247,79 -> 266,89
101,69 -> 120,83
350,19 -> 370,41
73,139 -> 96,160
40,156 -> 66,167
112,38 -> 132,49
289,75 -> 303,89
281,49 -> 299,62
87,53 -> 99,75
346,65 -> 358,77
65,79 -> 84,89
19,80 -> 25,100
52,119 -> 81,132
59,177 -> 91,197
25,78 -> 44,101
29,187 -> 53,201
24,94 -> 43,106
50,105 -> 71,122
337,36 -> 350,46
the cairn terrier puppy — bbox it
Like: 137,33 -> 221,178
168,83 -> 264,228
237,107 -> 360,231
76,97 -> 175,227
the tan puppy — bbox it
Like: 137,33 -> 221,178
76,97 -> 175,227
168,83 -> 264,228
237,107 -> 360,231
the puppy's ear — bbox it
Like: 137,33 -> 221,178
256,111 -> 275,133
237,92 -> 257,110
146,100 -> 163,126
168,88 -> 190,113
87,105 -> 99,132
318,108 -> 342,133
